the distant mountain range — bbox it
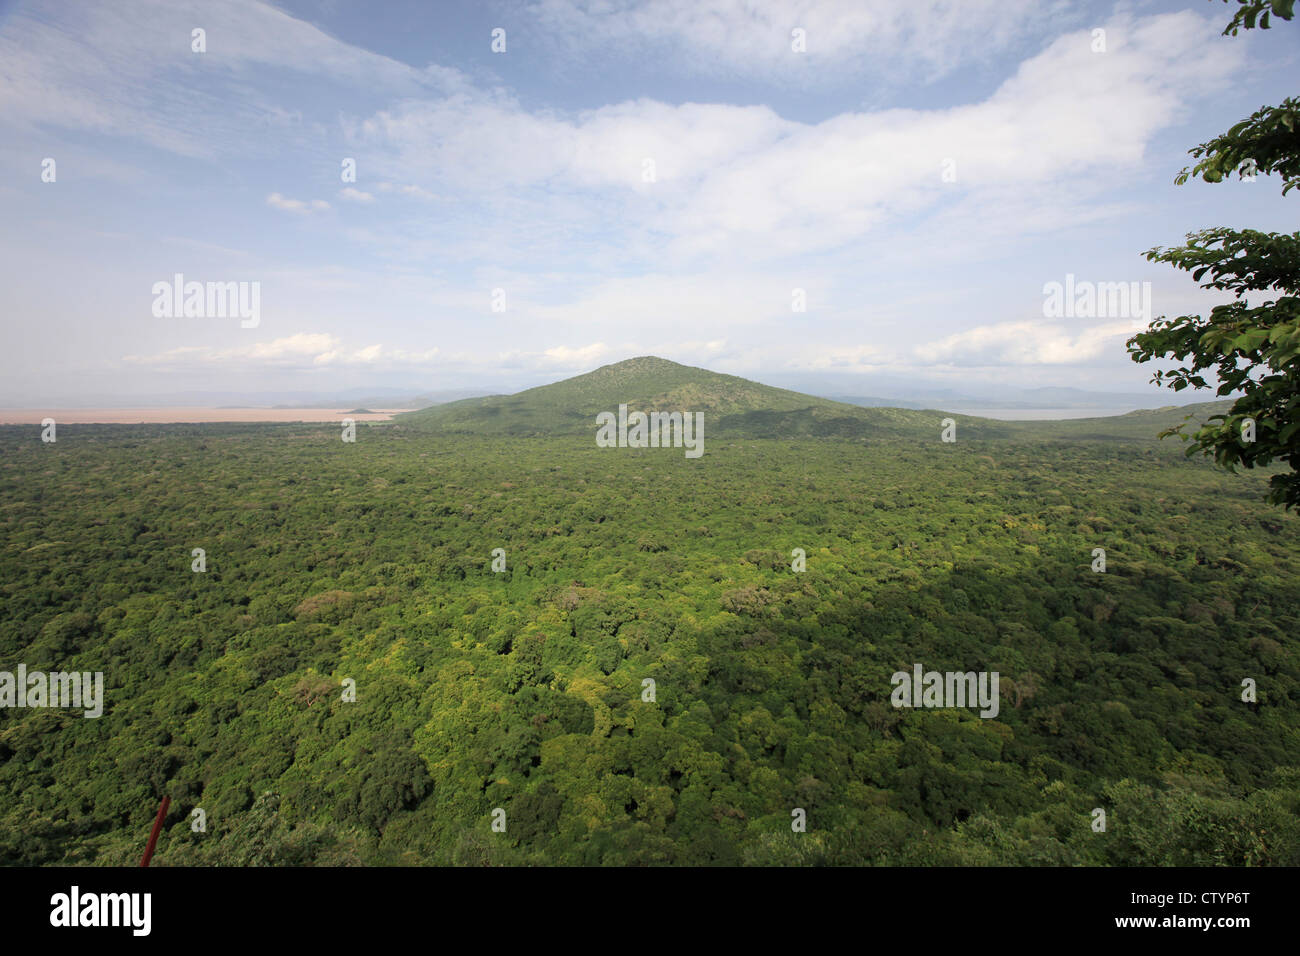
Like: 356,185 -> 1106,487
763,371 -> 1201,411
395,356 -> 1232,440
829,387 -> 1190,411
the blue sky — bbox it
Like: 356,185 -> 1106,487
1,0 -> 1297,404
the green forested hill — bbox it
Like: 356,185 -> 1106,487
398,356 -> 1016,439
398,356 -> 1235,444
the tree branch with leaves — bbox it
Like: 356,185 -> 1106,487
1127,0 -> 1299,508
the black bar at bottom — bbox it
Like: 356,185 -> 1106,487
0,865 -> 1283,943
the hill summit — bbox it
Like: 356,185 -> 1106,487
396,356 -> 993,439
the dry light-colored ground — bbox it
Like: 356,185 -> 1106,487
0,408 -> 404,424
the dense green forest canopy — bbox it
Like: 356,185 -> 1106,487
1,372 -> 1296,864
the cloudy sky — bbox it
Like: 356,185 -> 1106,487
1,0 -> 1296,404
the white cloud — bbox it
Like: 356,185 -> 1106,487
352,12 -> 1241,264
526,0 -> 1065,86
123,334 -> 439,369
267,193 -> 330,213
537,343 -> 612,366
0,0 -> 469,158
339,188 -> 374,202
923,319 -> 1146,366
376,183 -> 439,200
246,333 -> 338,359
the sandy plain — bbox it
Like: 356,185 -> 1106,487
0,408 -> 405,424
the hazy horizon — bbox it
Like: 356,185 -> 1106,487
0,353 -> 1214,418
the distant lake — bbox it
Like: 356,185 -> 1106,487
948,406 -> 1143,421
